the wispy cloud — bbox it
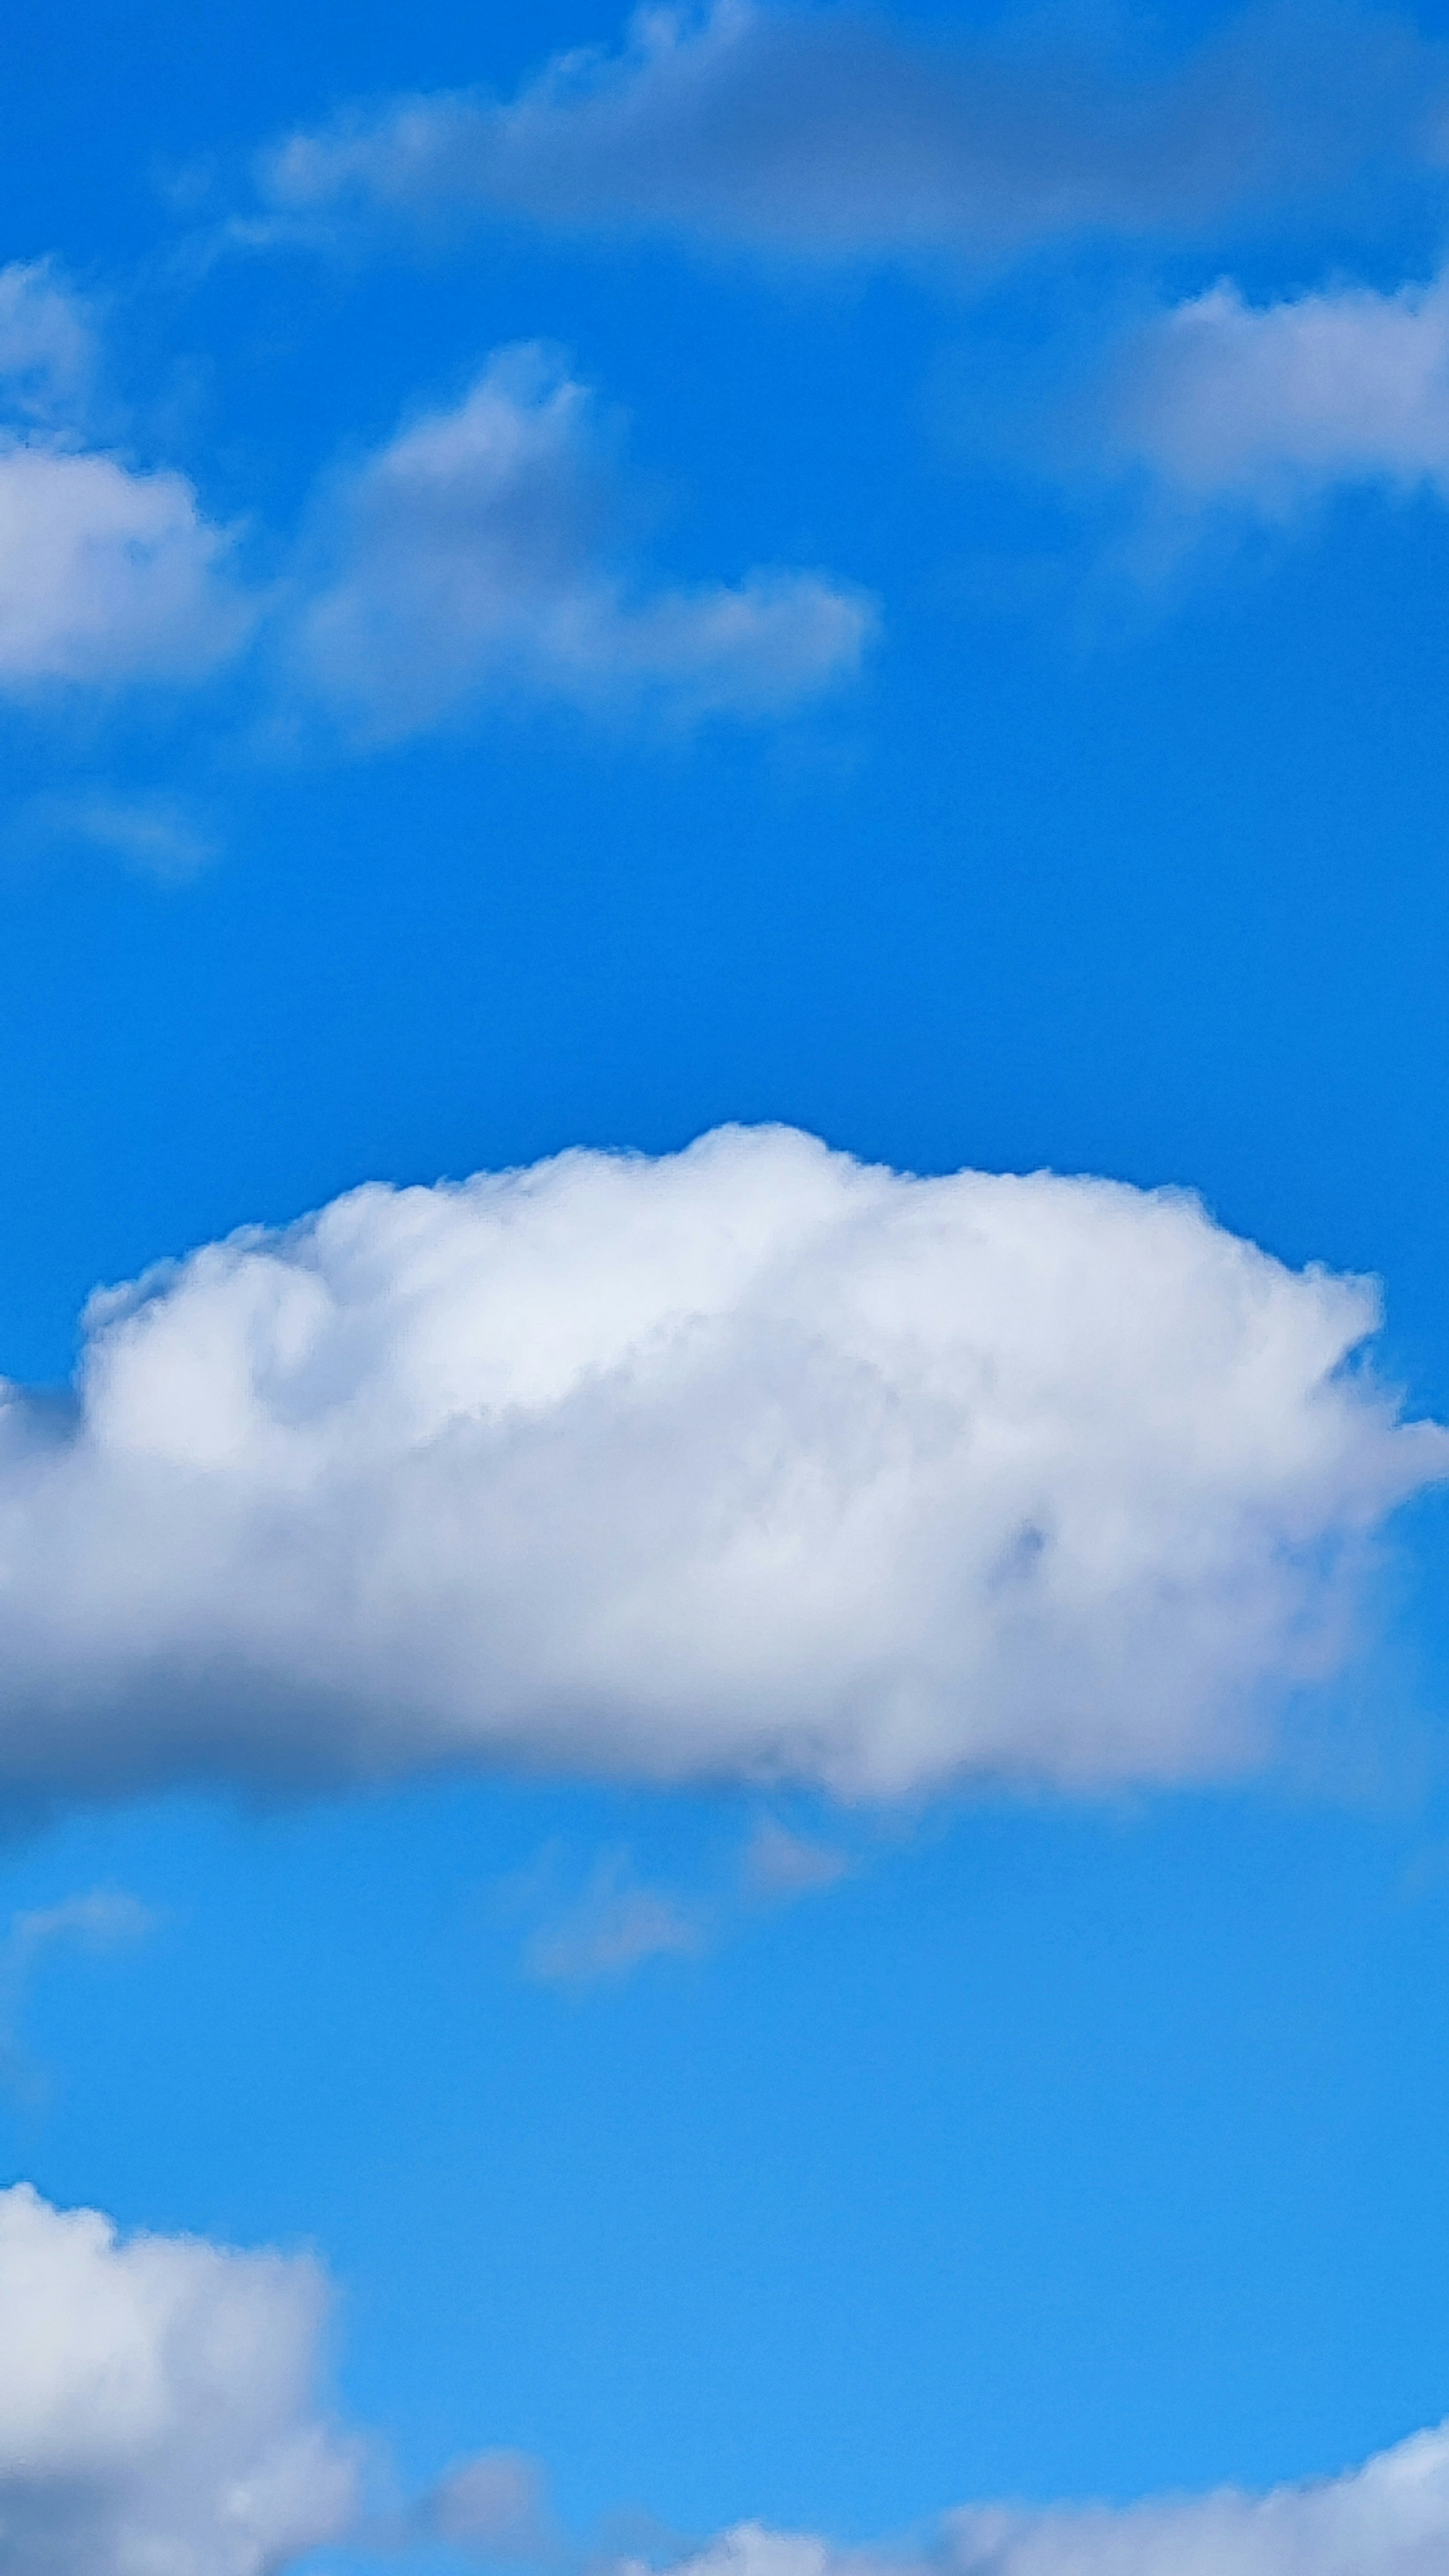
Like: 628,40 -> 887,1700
0,259 -> 95,425
1105,266 -> 1449,516
246,1 -> 1448,268
0,261 -> 252,694
0,1888 -> 158,2098
523,1855 -> 707,1989
0,268 -> 869,747
294,342 -> 875,738
5,1887 -> 156,1962
417,2448 -> 564,2559
16,789 -> 223,881
743,1819 -> 852,1902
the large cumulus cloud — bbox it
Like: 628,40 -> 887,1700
0,1123 -> 1441,1807
0,2183 -> 356,2576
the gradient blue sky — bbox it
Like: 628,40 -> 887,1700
8,5 -> 1449,2573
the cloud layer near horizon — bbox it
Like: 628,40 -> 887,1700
10,2177 -> 1449,2574
0,1124 -> 1440,1810
250,0 -> 1441,264
0,2183 -> 355,2576
668,2424 -> 1449,2576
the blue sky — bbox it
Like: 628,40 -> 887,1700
8,5 -> 1449,2573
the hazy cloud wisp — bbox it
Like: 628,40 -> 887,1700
251,0 -> 1444,265
1108,267 -> 1449,514
296,342 -> 875,735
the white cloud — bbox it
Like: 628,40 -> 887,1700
3,2189 -> 1444,2576
251,2 -> 1440,265
0,268 -> 858,731
0,2182 -> 357,2576
295,343 -> 874,735
662,2421 -> 1449,2576
0,258 -> 252,701
0,1124 -> 1440,1811
1109,269 -> 1449,512
0,442 -> 251,691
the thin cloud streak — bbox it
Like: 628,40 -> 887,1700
523,1856 -> 707,1987
248,0 -> 1448,267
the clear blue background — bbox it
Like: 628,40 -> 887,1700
4,0 -> 1449,2555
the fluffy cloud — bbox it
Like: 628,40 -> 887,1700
0,263 -> 853,728
4,2185 -> 1444,2576
1109,269 -> 1449,512
0,258 -> 251,694
0,443 -> 251,691
0,1123 -> 1440,1810
0,2183 -> 357,2575
251,1 -> 1439,265
296,344 -> 874,734
666,2423 -> 1449,2576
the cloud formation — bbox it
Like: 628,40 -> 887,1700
0,443 -> 250,692
420,2446 -> 560,2557
0,1124 -> 1440,1811
0,2182 -> 357,2576
0,267 -> 855,735
251,1 -> 1441,266
1110,268 -> 1449,512
5,2182 -> 1445,2576
0,263 -> 252,694
296,343 -> 874,735
662,2423 -> 1449,2576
